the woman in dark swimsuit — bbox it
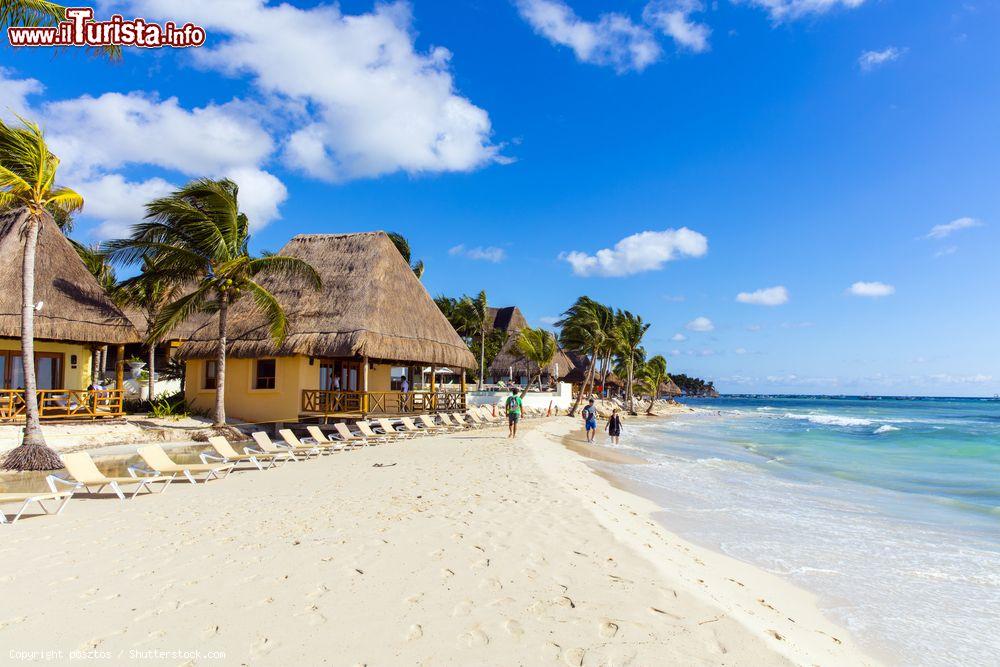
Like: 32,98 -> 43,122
606,409 -> 623,445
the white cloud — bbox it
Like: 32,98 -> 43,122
734,347 -> 748,355
123,0 -> 502,182
928,373 -> 993,385
925,217 -> 984,239
0,67 -> 42,118
671,333 -> 687,342
643,0 -> 711,53
539,316 -> 560,325
933,245 -> 958,258
858,47 -> 905,72
561,227 -> 708,277
663,294 -> 686,302
75,174 -> 175,239
746,324 -> 762,332
738,0 -> 866,21
736,285 -> 789,306
848,281 -> 895,298
781,321 -> 815,328
448,244 -> 506,263
686,316 -> 714,332
515,0 -> 661,72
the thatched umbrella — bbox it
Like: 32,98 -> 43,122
179,232 -> 475,369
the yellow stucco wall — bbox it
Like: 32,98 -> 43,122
185,356 -> 399,423
0,337 -> 92,389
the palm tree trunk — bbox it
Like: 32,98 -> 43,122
2,213 -> 61,470
567,354 -> 597,417
478,326 -> 484,391
214,295 -> 228,427
147,341 -> 156,403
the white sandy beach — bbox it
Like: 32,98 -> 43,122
0,416 -> 876,666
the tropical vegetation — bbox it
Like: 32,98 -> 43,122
0,116 -> 83,470
515,327 -> 557,392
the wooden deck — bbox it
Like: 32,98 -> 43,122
300,390 -> 466,420
0,389 -> 126,422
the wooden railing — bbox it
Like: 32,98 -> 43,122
301,390 -> 467,417
0,389 -> 126,422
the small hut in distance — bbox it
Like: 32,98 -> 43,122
486,306 -> 575,388
179,232 -> 475,424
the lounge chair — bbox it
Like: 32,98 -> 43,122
354,421 -> 392,444
0,477 -> 75,525
419,414 -> 457,433
136,444 -> 235,484
477,406 -> 504,424
465,411 -> 493,429
332,422 -> 370,447
278,429 -> 338,455
376,418 -> 416,440
201,435 -> 293,471
55,451 -> 173,500
250,431 -> 308,461
398,417 -> 430,437
305,426 -> 351,451
445,412 -> 476,430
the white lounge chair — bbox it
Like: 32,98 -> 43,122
398,417 -> 430,436
200,435 -> 293,471
136,444 -> 235,484
0,477 -> 75,525
278,429 -> 336,455
56,451 -> 173,500
355,421 -> 392,444
418,414 -> 454,433
332,422 -> 369,447
251,431 -> 315,461
305,426 -> 350,451
376,418 -> 415,440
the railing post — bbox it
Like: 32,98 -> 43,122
115,344 -> 125,391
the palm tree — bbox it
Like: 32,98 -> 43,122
106,178 -> 320,428
557,297 -> 607,416
615,312 -> 650,414
515,327 -> 556,392
0,116 -> 83,470
458,291 -> 489,390
115,256 -> 187,403
640,355 -> 668,415
387,231 -> 425,279
1,1 -> 121,59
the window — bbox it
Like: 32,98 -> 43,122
254,359 -> 276,390
204,360 -> 217,389
0,351 -> 62,389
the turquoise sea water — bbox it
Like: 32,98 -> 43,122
603,396 -> 1000,666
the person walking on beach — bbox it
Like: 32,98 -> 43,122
506,388 -> 523,438
606,408 -> 624,445
582,398 -> 598,443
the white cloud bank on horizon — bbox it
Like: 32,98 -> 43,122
848,281 -> 895,298
925,217 -> 984,239
858,47 -> 905,72
561,227 -> 708,277
737,0 -> 866,21
736,285 -> 789,306
449,244 -> 507,263
686,316 -> 714,332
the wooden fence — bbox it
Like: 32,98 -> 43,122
0,389 -> 126,422
301,390 -> 466,418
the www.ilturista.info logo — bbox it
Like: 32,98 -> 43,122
7,7 -> 206,49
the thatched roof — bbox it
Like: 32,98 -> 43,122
488,306 -> 528,333
0,211 -> 139,345
562,353 -> 623,386
179,232 -> 476,368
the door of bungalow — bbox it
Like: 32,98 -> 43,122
319,359 -> 362,391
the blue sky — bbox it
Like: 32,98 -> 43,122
2,0 -> 997,395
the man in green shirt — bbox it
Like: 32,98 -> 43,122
506,388 -> 523,438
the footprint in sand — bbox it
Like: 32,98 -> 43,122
562,647 -> 585,666
452,600 -> 473,617
201,625 -> 220,639
250,636 -> 276,658
599,620 -> 619,638
306,584 -> 330,600
554,596 -> 576,609
406,624 -> 423,641
479,577 -> 503,591
0,616 -> 27,631
503,619 -> 524,638
295,605 -> 327,626
459,627 -> 489,647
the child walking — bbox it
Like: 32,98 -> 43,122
606,409 -> 624,445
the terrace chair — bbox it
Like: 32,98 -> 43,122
55,451 -> 173,500
305,426 -> 351,451
250,431 -> 310,461
376,418 -> 416,440
398,417 -> 431,437
200,435 -> 293,471
332,422 -> 370,447
475,406 -> 503,425
419,414 -> 458,433
445,412 -> 476,430
136,444 -> 235,484
0,477 -> 76,525
465,411 -> 493,429
279,429 -> 338,456
354,421 -> 393,444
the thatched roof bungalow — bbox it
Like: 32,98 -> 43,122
485,305 -> 575,385
0,211 -> 138,406
179,232 -> 475,422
